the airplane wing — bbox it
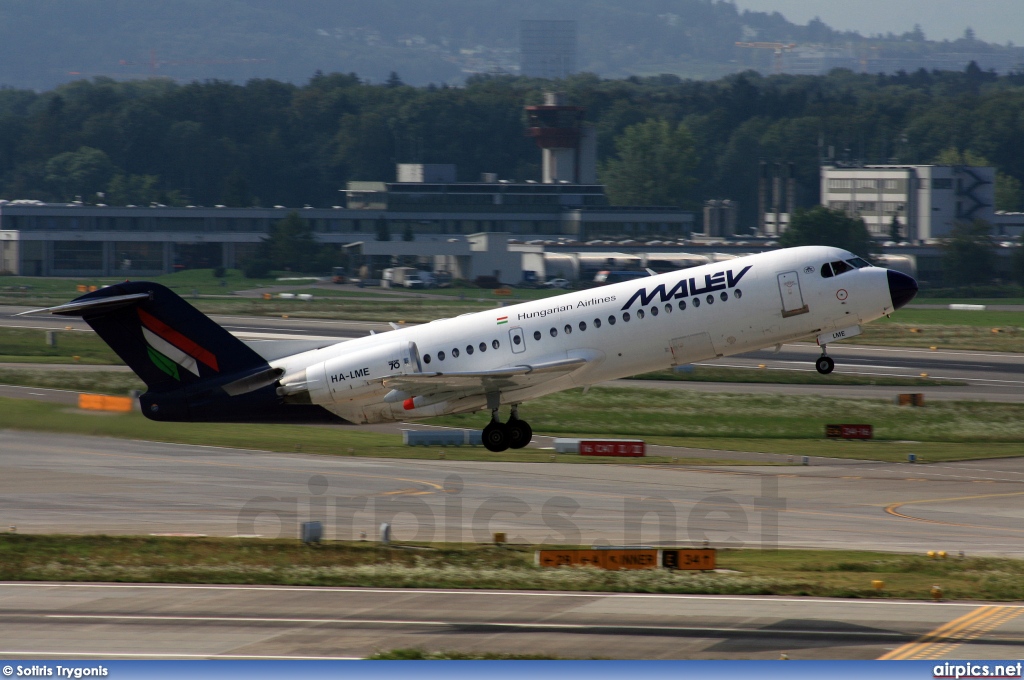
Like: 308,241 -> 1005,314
382,356 -> 589,394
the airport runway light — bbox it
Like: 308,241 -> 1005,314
931,585 -> 943,601
938,550 -> 947,559
872,580 -> 884,592
927,550 -> 936,559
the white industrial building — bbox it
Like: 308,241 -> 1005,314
820,164 -> 996,241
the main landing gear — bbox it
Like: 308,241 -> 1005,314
815,344 -> 835,375
482,404 -> 533,453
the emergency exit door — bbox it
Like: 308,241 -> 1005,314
508,326 -> 526,354
777,271 -> 809,318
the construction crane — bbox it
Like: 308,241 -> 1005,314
735,42 -> 797,74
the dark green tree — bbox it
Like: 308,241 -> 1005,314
941,219 -> 996,286
889,215 -> 902,242
105,173 -> 161,206
44,146 -> 116,201
1010,245 -> 1024,287
601,119 -> 700,208
779,205 -> 874,258
261,211 -> 320,272
995,173 -> 1023,212
221,170 -> 252,207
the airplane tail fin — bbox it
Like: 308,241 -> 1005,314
45,281 -> 267,393
29,281 -> 343,424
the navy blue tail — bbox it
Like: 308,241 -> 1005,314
66,282 -> 343,424
71,282 -> 266,393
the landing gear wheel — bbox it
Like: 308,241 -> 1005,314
507,419 -> 533,449
815,356 -> 835,375
482,420 -> 511,452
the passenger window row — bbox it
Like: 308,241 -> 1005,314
534,289 -> 743,339
423,338 -> 500,365
420,287 -> 746,365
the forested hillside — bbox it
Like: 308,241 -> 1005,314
2,67 -> 1023,228
0,0 -> 1019,91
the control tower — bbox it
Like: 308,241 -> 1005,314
525,92 -> 597,184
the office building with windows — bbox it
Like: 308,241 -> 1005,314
820,164 -> 996,241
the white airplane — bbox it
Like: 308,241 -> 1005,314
28,245 -> 917,452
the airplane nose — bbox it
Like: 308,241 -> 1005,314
887,269 -> 918,310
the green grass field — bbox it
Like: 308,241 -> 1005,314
1,535 -> 1020,601
0,327 -> 124,364
2,386 -> 1023,464
0,368 -> 142,393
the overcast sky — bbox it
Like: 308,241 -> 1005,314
732,0 -> 1024,45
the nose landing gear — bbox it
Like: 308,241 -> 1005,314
482,404 -> 533,452
815,345 -> 835,375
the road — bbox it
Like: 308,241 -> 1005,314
3,430 -> 1024,556
0,583 -> 1022,660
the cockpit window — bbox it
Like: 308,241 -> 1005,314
846,257 -> 870,268
821,263 -> 834,278
830,260 -> 853,276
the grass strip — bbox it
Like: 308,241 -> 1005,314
0,397 -> 752,466
0,368 -> 142,393
2,386 -> 1024,463
431,387 -> 1024,449
0,327 -> 123,364
1,535 -> 1020,601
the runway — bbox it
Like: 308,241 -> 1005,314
2,430 -> 1024,556
0,583 -> 1022,660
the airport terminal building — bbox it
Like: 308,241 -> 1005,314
0,179 -> 693,277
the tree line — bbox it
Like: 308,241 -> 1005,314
1,65 -> 1024,229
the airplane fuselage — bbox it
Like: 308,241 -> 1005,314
272,246 -> 898,424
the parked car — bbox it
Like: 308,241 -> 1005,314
543,278 -> 571,289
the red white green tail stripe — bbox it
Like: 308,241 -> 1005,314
138,308 -> 219,380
